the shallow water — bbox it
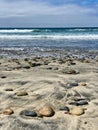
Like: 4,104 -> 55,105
0,28 -> 98,58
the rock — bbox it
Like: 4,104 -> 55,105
59,106 -> 69,112
71,107 -> 84,116
29,62 -> 41,67
77,101 -> 88,106
83,60 -> 90,63
5,88 -> 13,91
1,76 -> 6,79
20,110 -> 37,117
95,56 -> 98,61
74,98 -> 86,101
69,100 -> 88,106
24,58 -> 29,61
80,83 -> 87,86
3,108 -> 14,115
61,69 -> 79,74
38,105 -> 55,117
66,61 -> 76,66
15,91 -> 28,96
67,82 -> 78,88
22,65 -> 30,69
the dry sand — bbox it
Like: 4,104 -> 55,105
0,56 -> 98,130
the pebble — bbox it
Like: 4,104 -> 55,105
67,82 -> 78,88
22,65 -> 30,69
29,62 -> 41,67
62,69 -> 79,74
3,108 -> 14,115
80,83 -> 87,86
77,101 -> 88,106
59,106 -> 69,112
38,105 -> 55,117
83,60 -> 90,63
1,76 -> 6,79
74,98 -> 86,101
5,88 -> 13,91
20,110 -> 37,117
15,91 -> 28,96
71,107 -> 84,116
69,101 -> 88,106
66,61 -> 76,66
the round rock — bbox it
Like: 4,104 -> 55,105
71,107 -> 84,116
3,108 -> 14,115
38,105 -> 55,117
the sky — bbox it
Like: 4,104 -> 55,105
0,0 -> 98,27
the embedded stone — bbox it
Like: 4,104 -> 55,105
59,106 -> 69,112
62,69 -> 79,74
3,108 -> 14,115
71,107 -> 84,116
5,88 -> 13,91
38,105 -> 55,117
15,91 -> 28,96
20,110 -> 37,117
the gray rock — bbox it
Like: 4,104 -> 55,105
20,110 -> 37,117
59,106 -> 69,111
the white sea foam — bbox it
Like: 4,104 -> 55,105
0,29 -> 33,33
0,34 -> 98,40
0,47 -> 24,51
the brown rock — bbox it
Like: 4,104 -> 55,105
83,60 -> 90,63
80,83 -> 87,86
38,105 -> 55,117
15,91 -> 28,96
71,107 -> 84,116
3,108 -> 14,115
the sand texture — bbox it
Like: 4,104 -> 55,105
0,56 -> 98,130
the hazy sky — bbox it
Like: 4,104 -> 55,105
0,0 -> 98,27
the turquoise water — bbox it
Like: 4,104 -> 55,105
0,27 -> 98,57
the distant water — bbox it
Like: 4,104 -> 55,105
0,27 -> 98,58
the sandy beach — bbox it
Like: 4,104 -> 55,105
0,55 -> 98,130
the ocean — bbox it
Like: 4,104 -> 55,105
0,27 -> 98,58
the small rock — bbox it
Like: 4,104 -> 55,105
22,65 -> 30,69
3,108 -> 14,115
67,82 -> 78,88
74,98 -> 86,101
59,106 -> 69,112
20,110 -> 37,117
38,105 -> 55,117
77,101 -> 88,106
1,76 -> 6,79
15,91 -> 28,96
62,69 -> 79,74
69,100 -> 88,106
29,62 -> 41,67
5,88 -> 13,91
66,61 -> 76,66
24,58 -> 29,61
80,83 -> 87,86
83,59 -> 90,63
71,107 -> 84,116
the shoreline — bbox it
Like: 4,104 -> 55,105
0,47 -> 98,59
